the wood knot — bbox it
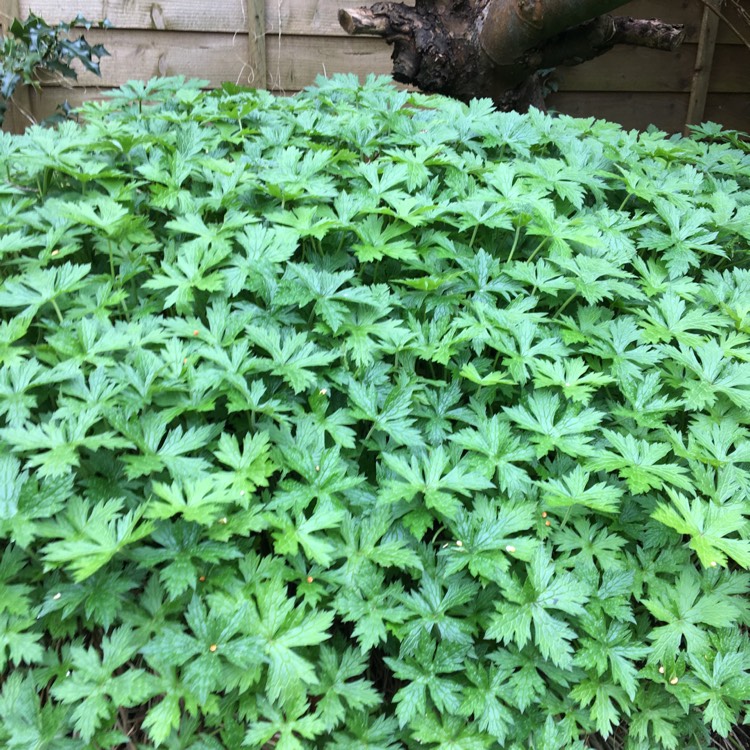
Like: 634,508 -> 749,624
151,4 -> 166,30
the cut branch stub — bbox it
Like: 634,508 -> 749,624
338,8 -> 391,35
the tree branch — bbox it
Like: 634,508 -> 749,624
610,16 -> 685,50
338,7 -> 392,36
526,15 -> 684,70
337,0 -> 686,113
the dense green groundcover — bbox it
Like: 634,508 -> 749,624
1,75 -> 749,750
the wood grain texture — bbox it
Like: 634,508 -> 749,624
548,91 -> 690,131
12,0 -> 747,42
555,43 -> 750,93
14,0 -> 247,33
53,31 -> 391,88
47,30 -> 263,88
685,0 -> 724,129
246,0 -> 267,86
28,26 -> 750,96
549,90 -> 750,132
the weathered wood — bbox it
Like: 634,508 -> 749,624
43,30 -> 252,87
245,0 -> 267,87
14,0 -> 246,33
548,91 -> 689,132
21,27 -> 750,97
554,45 -> 693,92
41,31 -> 391,89
10,0 -> 744,42
559,43 -> 749,94
685,0 -> 724,131
704,92 -> 750,131
549,90 -> 750,132
700,0 -> 750,49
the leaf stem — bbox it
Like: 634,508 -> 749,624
51,298 -> 64,324
506,224 -> 521,265
554,290 -> 578,318
527,239 -> 547,264
469,224 -> 479,249
108,240 -> 116,281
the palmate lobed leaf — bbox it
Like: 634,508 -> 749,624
0,75 -> 749,749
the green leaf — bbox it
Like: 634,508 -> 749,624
652,489 -> 750,568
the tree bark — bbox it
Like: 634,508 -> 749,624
338,0 -> 685,111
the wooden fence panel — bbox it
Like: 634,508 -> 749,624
4,0 -> 750,133
15,0 -> 747,41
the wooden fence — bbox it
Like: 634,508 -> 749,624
2,0 -> 749,133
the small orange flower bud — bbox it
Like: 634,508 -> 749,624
545,520 -> 551,527
209,644 -> 217,652
306,576 -> 314,583
199,576 -> 206,582
541,511 -> 547,518
193,329 -> 199,336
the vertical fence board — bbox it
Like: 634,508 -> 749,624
246,0 -> 267,88
685,0 -> 724,131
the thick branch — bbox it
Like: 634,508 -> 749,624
479,0 -> 633,66
528,15 -> 684,70
610,16 -> 685,50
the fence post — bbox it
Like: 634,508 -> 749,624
685,0 -> 724,133
245,0 -> 267,88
